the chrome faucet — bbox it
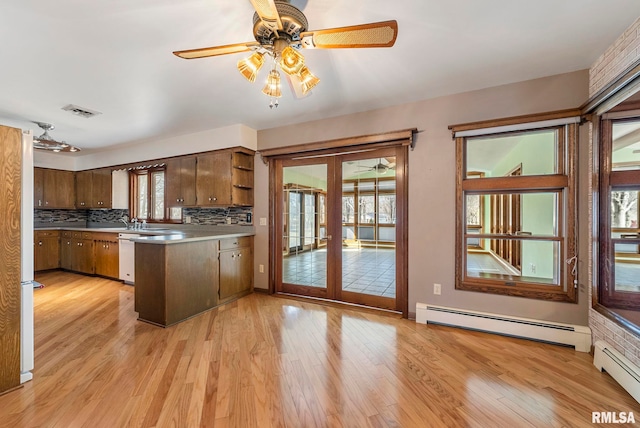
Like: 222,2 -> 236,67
121,217 -> 129,229
132,218 -> 139,230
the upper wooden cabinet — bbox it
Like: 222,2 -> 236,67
76,168 -> 112,209
166,156 -> 196,207
34,168 -> 75,209
196,148 -> 254,207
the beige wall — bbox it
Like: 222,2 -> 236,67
255,69 -> 590,325
589,17 -> 640,361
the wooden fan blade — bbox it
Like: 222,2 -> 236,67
300,20 -> 398,49
249,0 -> 283,32
173,42 -> 261,59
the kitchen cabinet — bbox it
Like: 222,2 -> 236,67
34,168 -> 75,209
218,236 -> 253,303
60,231 -> 94,274
34,230 -> 60,271
135,240 -> 219,327
196,148 -> 254,207
135,234 -> 254,327
93,233 -> 119,279
76,168 -> 112,208
166,156 -> 196,207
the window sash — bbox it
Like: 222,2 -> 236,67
455,123 -> 577,302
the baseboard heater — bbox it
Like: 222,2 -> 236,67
594,340 -> 640,403
416,303 -> 591,352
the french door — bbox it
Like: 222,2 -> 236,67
273,146 -> 407,313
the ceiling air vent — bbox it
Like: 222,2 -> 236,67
61,104 -> 102,118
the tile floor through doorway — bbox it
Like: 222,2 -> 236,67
282,247 -> 396,298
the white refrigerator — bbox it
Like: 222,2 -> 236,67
21,129 -> 34,383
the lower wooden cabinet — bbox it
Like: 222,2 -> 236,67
93,233 -> 119,278
34,231 -> 60,271
60,232 -> 95,275
219,237 -> 253,303
135,236 -> 254,327
58,231 -> 119,278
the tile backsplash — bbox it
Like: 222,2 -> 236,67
183,207 -> 252,225
36,207 -> 252,226
34,209 -> 88,224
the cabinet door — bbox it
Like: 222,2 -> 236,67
72,239 -> 94,274
75,170 -> 92,208
166,158 -> 196,207
35,237 -> 59,271
95,239 -> 119,278
180,157 -> 196,206
34,168 -> 44,208
219,250 -> 238,300
196,152 -> 232,206
237,246 -> 253,294
44,169 -> 75,208
92,169 -> 112,208
60,239 -> 73,270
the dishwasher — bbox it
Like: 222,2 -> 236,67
118,233 -> 140,285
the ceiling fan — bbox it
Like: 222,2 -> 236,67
32,122 -> 81,153
356,158 -> 396,174
173,0 -> 398,108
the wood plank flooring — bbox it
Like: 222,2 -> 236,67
1,271 -> 639,427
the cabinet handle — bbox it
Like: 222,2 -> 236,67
238,253 -> 242,258
38,199 -> 42,206
45,201 -> 49,205
38,241 -> 43,246
231,253 -> 236,259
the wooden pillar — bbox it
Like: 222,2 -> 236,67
0,125 -> 22,395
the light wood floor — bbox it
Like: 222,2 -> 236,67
1,271 -> 639,427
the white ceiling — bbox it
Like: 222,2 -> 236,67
2,0 -> 640,154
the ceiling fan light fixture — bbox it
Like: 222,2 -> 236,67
298,66 -> 320,94
262,69 -> 282,98
32,121 -> 81,153
237,52 -> 265,82
279,46 -> 305,75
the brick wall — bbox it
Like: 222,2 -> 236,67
589,16 -> 640,361
590,17 -> 640,97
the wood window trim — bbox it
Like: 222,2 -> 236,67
268,140 -> 409,317
258,128 -> 417,162
598,116 -> 640,310
454,122 -> 578,303
129,167 -> 174,223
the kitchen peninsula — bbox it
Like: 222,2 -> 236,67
133,230 -> 253,327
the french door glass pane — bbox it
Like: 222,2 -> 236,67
342,157 -> 396,298
282,164 -> 327,289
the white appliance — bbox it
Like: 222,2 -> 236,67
119,233 -> 139,285
21,130 -> 34,383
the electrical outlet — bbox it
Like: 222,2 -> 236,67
184,216 -> 192,224
259,217 -> 267,226
530,263 -> 536,274
259,264 -> 264,273
434,283 -> 441,295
